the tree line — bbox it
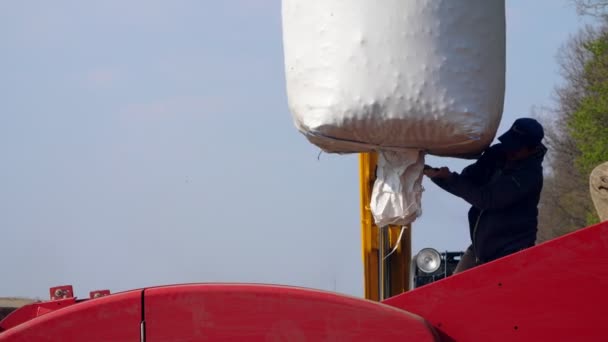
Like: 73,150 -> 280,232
537,0 -> 608,241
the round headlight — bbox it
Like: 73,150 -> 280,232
416,248 -> 441,273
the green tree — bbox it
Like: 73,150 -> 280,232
568,33 -> 608,224
536,18 -> 608,239
536,26 -> 595,241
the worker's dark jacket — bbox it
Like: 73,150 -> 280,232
432,143 -> 546,263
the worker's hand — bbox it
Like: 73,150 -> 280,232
423,166 -> 452,179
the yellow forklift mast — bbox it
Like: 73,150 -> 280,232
359,152 -> 412,301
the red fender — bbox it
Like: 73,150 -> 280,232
0,284 -> 438,341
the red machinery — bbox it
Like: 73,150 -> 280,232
1,220 -> 606,341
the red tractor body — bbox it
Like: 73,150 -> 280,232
2,221 -> 607,341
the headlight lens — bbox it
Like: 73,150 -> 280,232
416,248 -> 441,273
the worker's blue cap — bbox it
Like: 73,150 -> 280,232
498,118 -> 544,151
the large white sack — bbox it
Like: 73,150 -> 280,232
282,0 -> 506,157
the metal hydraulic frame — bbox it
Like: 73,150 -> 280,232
359,152 -> 412,301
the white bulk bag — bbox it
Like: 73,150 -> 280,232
281,0 -> 506,226
282,0 -> 505,156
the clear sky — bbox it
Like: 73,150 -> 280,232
0,1 -> 591,299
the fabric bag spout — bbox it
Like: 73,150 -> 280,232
371,149 -> 426,227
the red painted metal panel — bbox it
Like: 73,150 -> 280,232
144,283 -> 439,341
0,298 -> 76,332
0,290 -> 142,342
384,221 -> 608,341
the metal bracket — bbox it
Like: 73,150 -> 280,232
90,290 -> 111,299
50,285 -> 74,301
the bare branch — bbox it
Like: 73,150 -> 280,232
574,0 -> 608,17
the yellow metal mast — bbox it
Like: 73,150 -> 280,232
359,152 -> 412,301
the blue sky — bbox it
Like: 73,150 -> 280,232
0,1 -> 591,299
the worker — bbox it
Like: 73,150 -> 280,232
423,117 -> 546,273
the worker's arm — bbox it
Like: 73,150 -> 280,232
431,168 -> 540,210
427,144 -> 504,193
